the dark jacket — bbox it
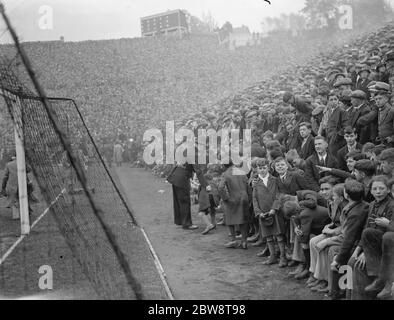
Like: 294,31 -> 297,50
251,143 -> 266,158
276,170 -> 309,196
336,201 -> 369,265
364,196 -> 394,233
296,190 -> 327,209
304,153 -> 339,192
336,143 -> 363,171
167,163 -> 207,190
198,181 -> 220,212
297,205 -> 330,244
326,106 -> 349,141
218,166 -> 251,226
285,130 -> 302,152
292,96 -> 313,123
289,190 -> 330,243
377,103 -> 394,142
299,135 -> 315,160
355,78 -> 371,97
357,104 -> 379,143
349,103 -> 373,144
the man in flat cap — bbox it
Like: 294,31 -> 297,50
356,65 -> 371,97
378,148 -> 394,179
333,78 -> 353,96
283,92 -> 313,124
374,84 -> 394,146
376,62 -> 389,83
167,152 -> 208,230
385,51 -> 394,90
349,90 -> 374,144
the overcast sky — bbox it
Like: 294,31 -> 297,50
0,0 -> 306,42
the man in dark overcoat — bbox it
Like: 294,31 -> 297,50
167,160 -> 207,230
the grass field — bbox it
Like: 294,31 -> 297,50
1,165 -> 328,300
0,166 -> 169,300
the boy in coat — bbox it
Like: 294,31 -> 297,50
252,158 -> 286,265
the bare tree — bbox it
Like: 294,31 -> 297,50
201,11 -> 218,33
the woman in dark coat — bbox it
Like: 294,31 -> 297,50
218,162 -> 251,249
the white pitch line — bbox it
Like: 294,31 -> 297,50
0,188 -> 66,266
140,227 -> 175,300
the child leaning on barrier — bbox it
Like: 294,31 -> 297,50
349,175 -> 394,300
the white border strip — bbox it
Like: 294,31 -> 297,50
0,188 -> 66,266
140,227 -> 175,300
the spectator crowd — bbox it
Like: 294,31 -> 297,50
1,12 -> 394,301
180,22 -> 394,300
0,25 -> 376,168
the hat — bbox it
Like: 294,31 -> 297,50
386,51 -> 394,62
339,89 -> 352,103
374,82 -> 391,94
328,90 -> 338,97
318,86 -> 330,96
333,77 -> 353,88
282,200 -> 301,219
333,73 -> 346,81
351,90 -> 367,100
358,65 -> 370,74
378,148 -> 394,162
245,110 -> 258,119
353,159 -> 376,175
283,92 -> 293,103
311,104 -> 325,116
343,126 -> 356,135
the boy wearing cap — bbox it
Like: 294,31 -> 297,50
356,65 -> 371,97
375,86 -> 394,146
349,90 -> 373,144
378,148 -> 394,180
282,92 -> 313,124
385,51 -> 394,87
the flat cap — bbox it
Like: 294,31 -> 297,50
343,126 -> 356,134
378,148 -> 394,162
351,90 -> 367,100
311,104 -> 325,116
375,82 -> 391,94
358,65 -> 370,74
283,91 -> 293,103
386,51 -> 394,61
334,77 -> 353,88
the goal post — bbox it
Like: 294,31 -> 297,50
14,121 -> 30,235
1,88 -> 30,234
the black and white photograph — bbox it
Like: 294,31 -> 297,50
0,0 -> 394,304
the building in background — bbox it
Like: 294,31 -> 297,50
218,25 -> 263,50
228,26 -> 262,50
140,9 -> 189,37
